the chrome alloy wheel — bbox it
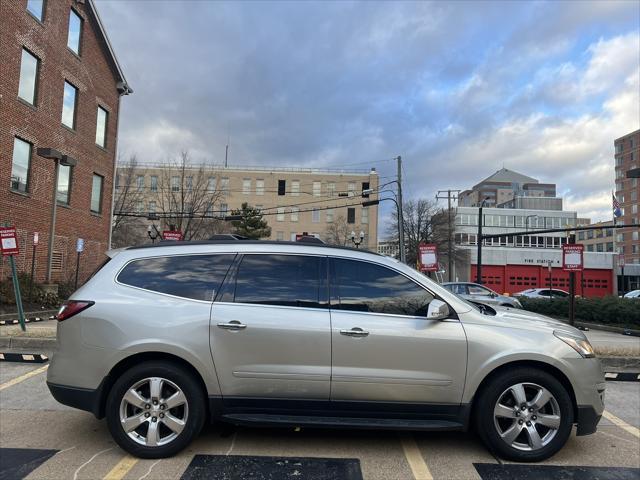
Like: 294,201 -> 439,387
493,382 -> 561,451
119,377 -> 189,447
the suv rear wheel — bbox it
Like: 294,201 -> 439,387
106,361 -> 206,458
475,367 -> 574,462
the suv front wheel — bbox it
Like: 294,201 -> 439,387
475,367 -> 574,462
106,361 -> 206,458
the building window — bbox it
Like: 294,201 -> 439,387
91,174 -> 103,213
291,207 -> 299,222
256,179 -> 264,195
10,137 -> 32,193
312,208 -> 320,223
362,206 -> 369,224
348,182 -> 356,197
362,181 -> 370,197
171,176 -> 180,192
95,106 -> 108,147
62,81 -> 78,129
220,177 -> 229,193
313,181 -> 321,197
291,180 -> 300,196
276,231 -> 284,241
347,207 -> 355,224
186,176 -> 193,192
207,176 -> 216,192
327,182 -> 336,196
18,48 -> 39,105
148,200 -> 156,214
136,175 -> 144,191
326,208 -> 334,223
67,8 -> 82,55
242,178 -> 251,194
278,179 -> 286,196
27,0 -> 45,21
150,175 -> 158,192
277,207 -> 285,221
57,164 -> 72,205
220,203 -> 228,215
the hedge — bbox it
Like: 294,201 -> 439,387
518,296 -> 640,329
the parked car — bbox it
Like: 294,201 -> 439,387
515,288 -> 570,299
48,241 -> 604,461
441,282 -> 522,309
623,290 -> 640,299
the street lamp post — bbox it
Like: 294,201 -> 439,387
476,198 -> 489,284
350,230 -> 365,248
147,224 -> 161,243
37,149 -> 77,287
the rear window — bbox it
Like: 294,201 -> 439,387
117,254 -> 235,301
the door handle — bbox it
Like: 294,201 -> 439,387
217,320 -> 247,330
340,327 -> 369,337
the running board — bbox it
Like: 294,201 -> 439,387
221,413 -> 464,431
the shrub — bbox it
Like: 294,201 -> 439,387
519,296 -> 640,329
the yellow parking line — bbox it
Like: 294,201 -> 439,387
0,364 -> 49,391
103,455 -> 139,480
603,410 -> 640,439
400,433 -> 433,480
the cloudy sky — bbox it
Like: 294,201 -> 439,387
98,0 -> 639,224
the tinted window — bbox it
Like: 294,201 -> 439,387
331,259 -> 434,316
118,254 -> 234,301
234,255 -> 324,308
468,285 -> 491,295
445,283 -> 467,295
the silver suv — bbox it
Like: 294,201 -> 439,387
47,241 -> 605,461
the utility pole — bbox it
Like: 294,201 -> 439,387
436,189 -> 461,281
397,156 -> 406,263
475,198 -> 489,284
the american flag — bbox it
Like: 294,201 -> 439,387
613,193 -> 622,218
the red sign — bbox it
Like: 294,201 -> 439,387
162,230 -> 183,241
0,227 -> 20,256
418,243 -> 438,272
562,243 -> 584,271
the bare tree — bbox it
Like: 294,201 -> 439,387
387,199 -> 464,267
154,152 -> 227,240
323,215 -> 363,247
111,156 -> 146,248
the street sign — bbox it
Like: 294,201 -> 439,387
562,243 -> 584,272
162,230 -> 183,241
33,232 -> 39,246
618,254 -> 625,267
0,227 -> 19,256
418,243 -> 438,272
76,238 -> 84,253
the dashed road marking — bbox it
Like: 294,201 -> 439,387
0,364 -> 49,391
103,455 -> 139,480
400,433 -> 433,480
603,410 -> 640,439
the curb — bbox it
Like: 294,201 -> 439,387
0,316 -> 54,326
604,372 -> 640,382
0,337 -> 57,350
0,352 -> 49,363
0,310 -> 58,324
600,356 -> 640,370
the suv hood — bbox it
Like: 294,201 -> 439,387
471,305 -> 582,335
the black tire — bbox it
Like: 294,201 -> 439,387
474,367 -> 574,462
106,361 -> 206,458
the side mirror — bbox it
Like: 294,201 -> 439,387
426,299 -> 450,320
489,292 -> 497,298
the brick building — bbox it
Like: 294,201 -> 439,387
614,129 -> 639,265
0,0 -> 131,288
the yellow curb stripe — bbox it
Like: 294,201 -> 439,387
400,433 -> 433,480
0,364 -> 49,391
603,410 -> 640,439
103,455 -> 139,480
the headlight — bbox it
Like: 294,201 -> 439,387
554,330 -> 595,358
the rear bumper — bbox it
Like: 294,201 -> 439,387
47,380 -> 106,419
575,405 -> 601,436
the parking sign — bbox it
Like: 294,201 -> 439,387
562,244 -> 584,272
0,227 -> 19,256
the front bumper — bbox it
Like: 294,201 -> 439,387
47,380 -> 106,419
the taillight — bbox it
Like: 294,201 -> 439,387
56,301 -> 95,321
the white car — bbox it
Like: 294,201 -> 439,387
623,290 -> 640,299
515,288 -> 570,299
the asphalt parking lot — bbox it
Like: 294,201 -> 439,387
0,360 -> 638,480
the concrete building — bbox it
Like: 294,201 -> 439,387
119,164 -> 379,250
377,239 -> 400,258
0,0 -> 131,285
459,168 -> 557,208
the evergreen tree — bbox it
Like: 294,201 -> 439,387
231,203 -> 272,239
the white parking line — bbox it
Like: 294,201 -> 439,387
602,410 -> 640,439
0,364 -> 49,391
400,433 -> 433,480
